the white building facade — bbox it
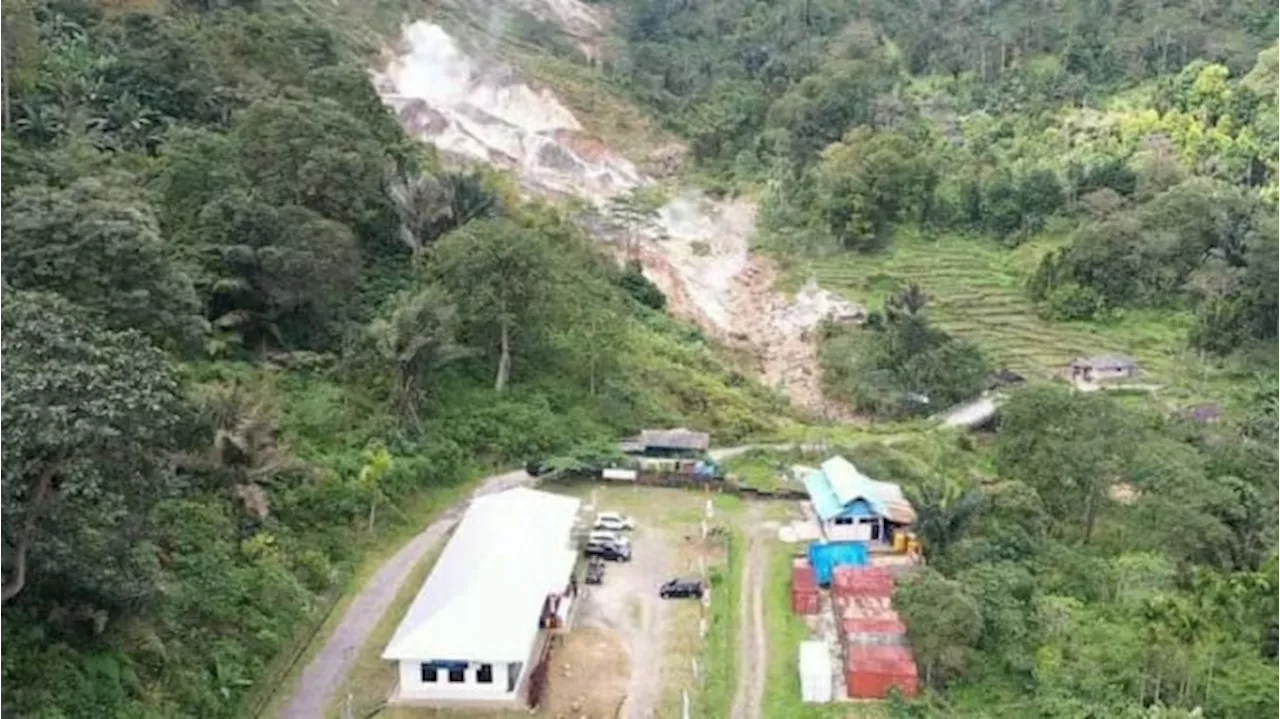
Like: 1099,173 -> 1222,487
382,487 -> 581,705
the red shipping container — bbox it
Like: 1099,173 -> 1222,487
845,645 -> 918,699
845,644 -> 915,665
791,588 -> 820,615
831,566 -> 895,598
792,564 -> 817,591
842,616 -> 907,637
846,668 -> 918,699
835,595 -> 895,618
791,558 -> 820,615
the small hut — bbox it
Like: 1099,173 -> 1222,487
1066,355 -> 1139,384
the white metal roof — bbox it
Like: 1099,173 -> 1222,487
382,487 -> 581,662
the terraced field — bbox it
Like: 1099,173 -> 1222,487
779,232 -> 1232,402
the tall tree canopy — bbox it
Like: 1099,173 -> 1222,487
2,290 -> 190,606
2,175 -> 206,350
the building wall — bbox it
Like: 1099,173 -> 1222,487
396,659 -> 519,702
1069,364 -> 1135,382
393,614 -> 565,706
823,516 -> 895,544
824,519 -> 872,543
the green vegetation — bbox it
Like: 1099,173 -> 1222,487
2,0 -> 1277,716
604,0 -> 1277,404
0,2 -> 783,717
781,232 -> 1196,380
821,284 -> 991,417
698,527 -> 743,717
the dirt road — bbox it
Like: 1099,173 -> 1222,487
577,525 -> 672,719
729,509 -> 769,719
275,468 -> 533,719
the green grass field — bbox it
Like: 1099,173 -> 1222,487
779,231 -> 1238,405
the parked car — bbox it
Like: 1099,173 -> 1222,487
584,542 -> 632,562
593,512 -> 635,531
659,579 -> 705,599
587,530 -> 630,548
585,558 -> 605,585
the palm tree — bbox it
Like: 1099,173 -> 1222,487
443,171 -> 499,228
886,282 -> 930,320
385,168 -> 500,261
180,383 -> 301,518
368,284 -> 472,422
907,476 -> 984,561
386,168 -> 451,261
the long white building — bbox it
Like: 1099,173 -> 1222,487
382,487 -> 581,706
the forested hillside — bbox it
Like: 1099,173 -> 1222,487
598,0 -> 1280,716
2,0 -> 1277,717
0,2 -> 784,716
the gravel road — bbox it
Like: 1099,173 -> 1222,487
729,506 -> 768,719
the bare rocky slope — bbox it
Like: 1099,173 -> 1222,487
372,9 -> 864,414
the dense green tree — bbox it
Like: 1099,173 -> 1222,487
428,218 -> 559,392
2,290 -> 190,605
0,0 -> 38,129
232,96 -> 394,248
822,287 -> 990,416
196,192 -> 362,350
815,127 -> 938,250
896,568 -> 984,688
907,477 -> 984,562
2,175 -> 206,350
996,387 -> 1144,542
150,127 -> 248,239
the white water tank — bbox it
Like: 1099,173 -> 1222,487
799,640 -> 833,703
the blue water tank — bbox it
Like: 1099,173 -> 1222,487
807,541 -> 869,587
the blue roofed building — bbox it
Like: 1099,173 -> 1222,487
802,456 -> 916,545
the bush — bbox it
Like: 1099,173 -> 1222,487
1040,282 -> 1107,321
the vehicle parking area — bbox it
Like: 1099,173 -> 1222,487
539,484 -> 739,719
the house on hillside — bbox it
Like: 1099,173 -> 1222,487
382,487 -> 581,707
622,428 -> 711,458
802,457 -> 916,546
1066,355 -> 1139,384
620,428 -> 714,475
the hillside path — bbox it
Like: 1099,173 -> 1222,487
729,506 -> 769,719
276,468 -> 533,719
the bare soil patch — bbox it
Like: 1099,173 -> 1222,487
541,626 -> 630,718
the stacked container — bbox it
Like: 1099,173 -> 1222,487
845,645 -> 919,699
791,556 -> 820,615
831,566 -> 919,698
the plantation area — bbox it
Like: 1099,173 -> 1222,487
781,231 -> 1220,398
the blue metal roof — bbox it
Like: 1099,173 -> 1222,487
802,471 -> 844,521
802,456 -> 917,524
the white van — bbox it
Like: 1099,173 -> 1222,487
587,530 -> 630,547
593,512 -> 635,531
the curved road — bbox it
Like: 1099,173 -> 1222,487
277,468 -> 534,719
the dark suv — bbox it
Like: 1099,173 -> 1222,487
659,579 -> 704,599
584,542 -> 632,562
